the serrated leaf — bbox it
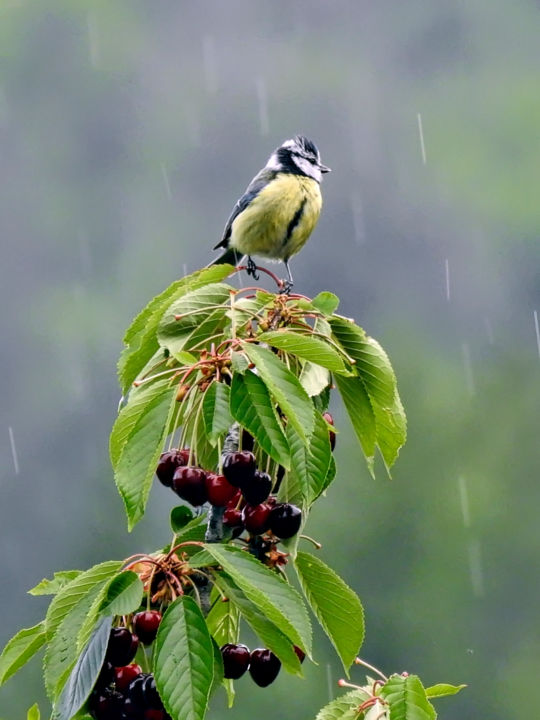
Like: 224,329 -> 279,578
205,598 -> 238,708
170,505 -> 194,532
45,561 -> 122,640
334,375 -> 376,476
380,675 -> 436,720
210,638 -> 225,700
115,385 -> 177,529
286,413 -> 332,506
299,361 -> 331,397
28,571 -> 82,597
315,688 -> 370,720
153,597 -> 214,720
230,351 -> 249,374
257,330 -> 348,374
312,291 -> 340,316
0,622 -> 46,686
229,371 -> 290,468
97,571 -> 143,617
295,551 -> 364,675
372,393 -> 407,472
52,616 -> 112,720
26,704 -> 40,720
202,382 -> 233,445
172,512 -> 208,547
119,265 -> 234,394
242,343 -> 314,442
213,572 -> 302,676
203,544 -> 311,655
424,683 -> 467,699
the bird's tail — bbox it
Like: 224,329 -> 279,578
206,247 -> 245,268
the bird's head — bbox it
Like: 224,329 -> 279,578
267,135 -> 331,182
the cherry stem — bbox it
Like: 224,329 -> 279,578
354,657 -> 388,682
299,534 -> 322,550
166,540 -> 205,559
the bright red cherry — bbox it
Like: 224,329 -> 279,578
172,467 -> 208,506
205,473 -> 238,507
133,611 -> 162,645
222,451 -> 257,488
269,503 -> 302,539
114,663 -> 142,692
155,448 -> 190,487
249,648 -> 281,687
242,503 -> 271,535
241,470 -> 272,506
221,643 -> 251,679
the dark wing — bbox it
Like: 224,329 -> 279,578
214,168 -> 276,250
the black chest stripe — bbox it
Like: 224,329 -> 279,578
283,197 -> 307,246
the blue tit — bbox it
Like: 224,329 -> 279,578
210,135 -> 330,290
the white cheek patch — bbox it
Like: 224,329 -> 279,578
265,152 -> 281,171
282,139 -> 296,149
293,156 -> 321,182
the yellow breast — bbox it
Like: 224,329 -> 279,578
229,174 -> 322,261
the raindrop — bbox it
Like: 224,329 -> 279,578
182,263 -> 188,277
444,258 -> 450,302
457,476 -> 471,528
467,538 -> 485,597
202,35 -> 217,94
8,426 -> 19,475
87,11 -> 100,68
160,162 -> 172,200
533,310 -> 540,359
461,342 -> 475,396
256,77 -> 269,136
350,192 -> 366,245
417,112 -> 427,165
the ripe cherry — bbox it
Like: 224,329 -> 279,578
114,663 -> 142,692
249,648 -> 281,687
322,412 -> 336,451
223,507 -> 243,528
221,643 -> 251,679
89,687 -> 124,720
133,611 -> 162,645
241,470 -> 272,506
95,660 -> 114,690
222,451 -> 256,488
293,645 -> 306,663
269,503 -> 302,539
172,467 -> 208,506
106,627 -> 138,666
155,448 -> 190,487
242,503 -> 272,535
205,473 -> 238,507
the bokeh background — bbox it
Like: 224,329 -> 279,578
1,1 -> 539,718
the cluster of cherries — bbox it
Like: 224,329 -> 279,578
220,642 -> 305,687
89,611 -> 164,720
156,449 -> 303,540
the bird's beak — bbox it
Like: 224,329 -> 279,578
319,164 -> 331,173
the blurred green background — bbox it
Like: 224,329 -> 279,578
1,1 -> 539,718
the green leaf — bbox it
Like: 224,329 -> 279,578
334,374 -> 376,476
115,384 -> 177,529
372,393 -> 407,472
229,371 -> 290,468
26,704 -> 40,720
28,571 -> 82,597
119,265 -> 234,394
230,351 -> 249,374
203,544 -> 311,655
311,291 -> 340,316
171,512 -> 208,547
45,561 -> 122,639
286,413 -> 332,506
425,683 -> 467,699
315,688 -> 370,720
213,572 -> 302,676
52,616 -> 112,720
210,638 -> 225,700
206,593 -> 239,649
295,551 -> 364,675
380,675 -> 436,720
153,597 -> 214,720
257,330 -> 348,374
0,622 -> 46,686
242,343 -> 315,442
202,382 -> 233,445
97,571 -> 143,618
299,361 -> 330,397
170,505 -> 194,532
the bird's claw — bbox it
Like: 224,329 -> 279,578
246,256 -> 260,281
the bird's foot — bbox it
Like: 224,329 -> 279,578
279,280 -> 293,295
246,256 -> 260,280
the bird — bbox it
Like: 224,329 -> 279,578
210,135 -> 330,291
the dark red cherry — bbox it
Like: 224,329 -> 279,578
114,663 -> 142,692
133,611 -> 162,645
106,627 -> 138,666
94,660 -> 114,690
269,503 -> 302,539
241,470 -> 272,506
242,503 -> 271,535
221,643 -> 251,679
293,645 -> 306,663
223,507 -> 243,527
142,674 -> 164,709
89,687 -> 124,720
122,695 -> 145,719
172,467 -> 208,506
155,448 -> 190,487
249,648 -> 281,687
322,412 -> 336,451
205,473 -> 238,507
222,451 -> 256,488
